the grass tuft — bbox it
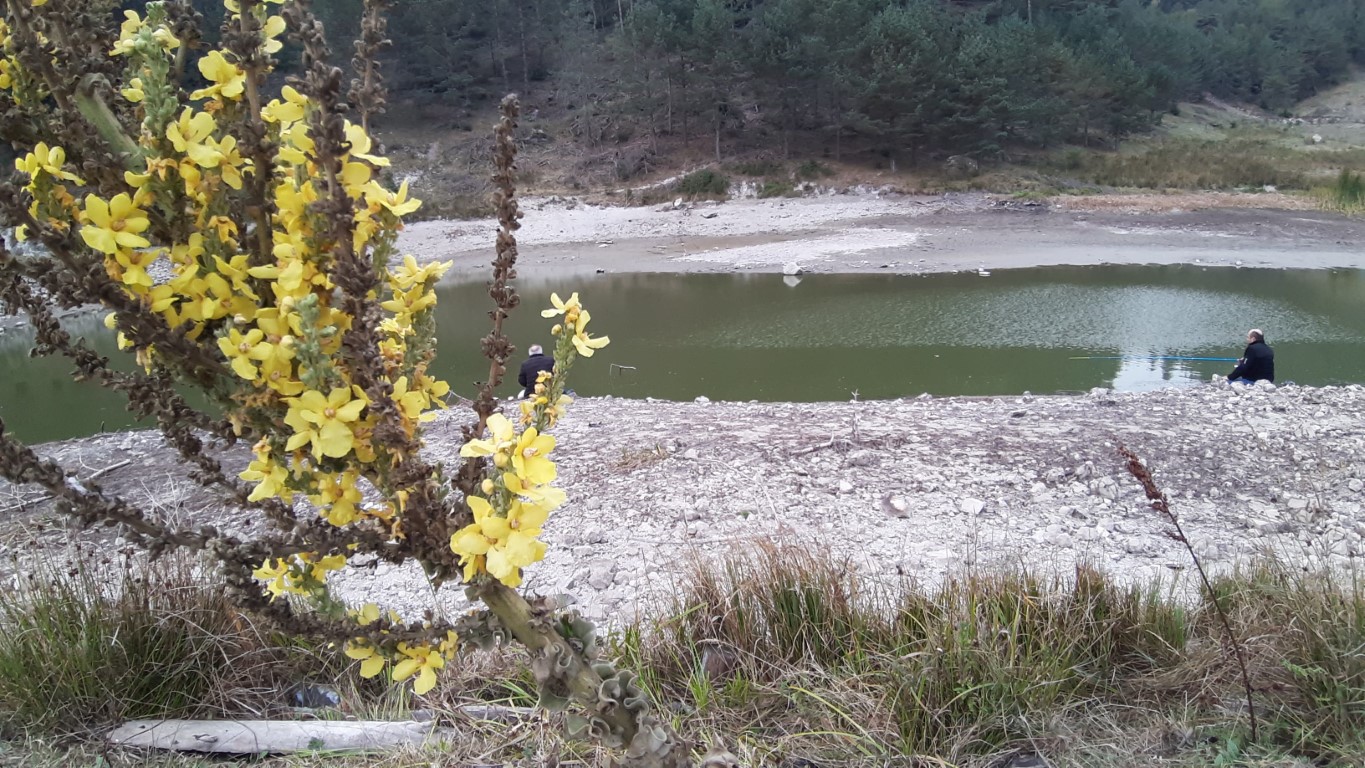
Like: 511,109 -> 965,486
674,169 -> 730,200
0,553 -> 333,737
619,540 -> 1365,765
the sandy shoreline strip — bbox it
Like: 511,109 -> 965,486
398,192 -> 1365,279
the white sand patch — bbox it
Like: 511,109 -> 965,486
398,195 -> 915,255
672,227 -> 924,267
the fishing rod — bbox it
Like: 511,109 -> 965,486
1068,355 -> 1239,362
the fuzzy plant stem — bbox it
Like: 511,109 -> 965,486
478,583 -> 628,712
73,75 -> 142,168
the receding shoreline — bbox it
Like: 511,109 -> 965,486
398,191 -> 1365,278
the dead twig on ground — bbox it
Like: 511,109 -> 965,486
0,459 -> 131,516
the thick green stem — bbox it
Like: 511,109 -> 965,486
479,582 -> 634,726
74,75 -> 141,169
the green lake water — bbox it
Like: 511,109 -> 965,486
2,264 -> 1363,444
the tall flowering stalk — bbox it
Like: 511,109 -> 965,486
0,1 -> 684,763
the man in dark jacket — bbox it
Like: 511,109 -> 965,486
518,344 -> 554,397
1228,329 -> 1274,384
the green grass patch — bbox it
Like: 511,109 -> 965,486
758,180 -> 798,198
795,159 -> 834,180
728,160 -> 784,177
1036,135 -> 1365,193
1315,168 -> 1365,214
619,542 -> 1365,765
0,554 -> 337,737
674,169 -> 730,199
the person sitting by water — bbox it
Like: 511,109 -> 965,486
518,344 -> 554,398
1227,329 -> 1274,384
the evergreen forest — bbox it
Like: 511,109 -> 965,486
172,0 -> 1365,163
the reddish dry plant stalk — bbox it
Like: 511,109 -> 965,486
1117,443 -> 1260,742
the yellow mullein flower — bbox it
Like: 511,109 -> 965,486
284,387 -> 368,459
252,558 -> 292,598
307,553 -> 348,583
190,50 -> 245,102
262,85 -> 307,124
16,143 -> 84,184
392,642 -> 443,695
450,496 -> 548,587
261,15 -> 286,54
79,193 -> 150,255
502,472 -> 566,510
571,308 -> 611,357
388,255 -> 450,291
353,603 -> 381,626
344,640 -> 386,679
214,135 -> 248,189
110,11 -> 144,55
240,441 -> 293,502
459,413 -> 517,458
277,122 -> 314,165
121,77 -> 145,103
450,495 -> 511,579
511,427 -> 556,486
343,122 -> 390,166
254,306 -> 302,343
380,284 -> 437,318
212,254 -> 258,296
419,373 -> 450,400
167,109 -> 224,167
109,247 -> 157,288
391,376 -> 433,424
311,471 -> 364,527
340,161 -> 373,196
365,179 -> 422,217
217,327 -> 268,379
505,497 -> 551,538
541,291 -> 581,319
0,60 -> 13,90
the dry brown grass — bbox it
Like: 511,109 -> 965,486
1050,191 -> 1319,214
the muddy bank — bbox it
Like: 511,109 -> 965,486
3,383 -> 1363,625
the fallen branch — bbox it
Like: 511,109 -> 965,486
0,459 -> 131,515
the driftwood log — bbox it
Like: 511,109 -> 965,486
108,719 -> 446,754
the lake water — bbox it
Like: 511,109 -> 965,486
2,264 -> 1362,444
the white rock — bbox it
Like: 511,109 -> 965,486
959,498 -> 986,516
1077,526 -> 1104,542
587,566 -> 615,591
782,262 -> 804,276
882,495 -> 910,518
838,480 -> 854,494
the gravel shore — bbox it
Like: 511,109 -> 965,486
5,382 -> 1362,626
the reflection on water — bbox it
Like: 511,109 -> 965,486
2,264 -> 1363,443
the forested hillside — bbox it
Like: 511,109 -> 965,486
177,0 -> 1365,166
